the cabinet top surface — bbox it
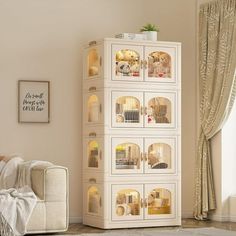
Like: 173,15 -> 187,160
84,38 -> 182,48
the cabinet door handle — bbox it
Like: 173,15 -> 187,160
89,132 -> 97,137
100,104 -> 102,113
141,198 -> 144,208
140,60 -> 147,69
100,57 -> 102,66
89,86 -> 97,92
140,60 -> 143,69
99,197 -> 102,207
144,152 -> 148,162
89,178 -> 96,183
140,106 -> 143,115
144,106 -> 147,115
143,59 -> 147,69
141,152 -> 147,162
89,40 -> 97,46
99,150 -> 102,160
141,106 -> 147,115
144,198 -> 148,208
141,152 -> 144,162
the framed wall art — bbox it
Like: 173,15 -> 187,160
18,80 -> 50,123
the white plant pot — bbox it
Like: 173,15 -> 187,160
142,31 -> 157,41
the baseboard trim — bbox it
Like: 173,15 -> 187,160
69,216 -> 83,223
230,215 -> 236,222
209,214 -> 229,222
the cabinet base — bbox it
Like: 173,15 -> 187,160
83,215 -> 181,229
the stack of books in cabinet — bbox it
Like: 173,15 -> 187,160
82,38 -> 181,229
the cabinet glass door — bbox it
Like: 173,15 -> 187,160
145,183 -> 175,219
144,92 -> 176,128
111,138 -> 143,174
85,46 -> 101,79
111,45 -> 143,81
112,184 -> 143,221
84,138 -> 103,170
86,185 -> 102,216
84,92 -> 103,124
145,46 -> 176,83
144,138 -> 176,174
112,91 -> 143,127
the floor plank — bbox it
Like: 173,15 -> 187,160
59,219 -> 236,234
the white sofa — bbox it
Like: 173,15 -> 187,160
26,164 -> 69,234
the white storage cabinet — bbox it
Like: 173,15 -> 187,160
83,38 -> 181,229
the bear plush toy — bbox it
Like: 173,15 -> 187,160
116,61 -> 131,76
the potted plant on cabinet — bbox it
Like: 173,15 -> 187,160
140,23 -> 159,41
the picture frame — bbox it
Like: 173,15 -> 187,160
18,80 -> 50,123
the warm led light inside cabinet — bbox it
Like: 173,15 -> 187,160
116,189 -> 140,216
148,188 -> 171,215
116,49 -> 140,77
116,96 -> 140,123
148,51 -> 171,78
116,143 -> 140,170
88,186 -> 101,214
147,97 -> 171,124
88,140 -> 99,168
88,95 -> 99,122
148,143 -> 171,169
87,48 -> 99,77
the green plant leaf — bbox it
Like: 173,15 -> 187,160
140,23 -> 159,32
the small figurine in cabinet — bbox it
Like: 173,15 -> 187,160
116,190 -> 140,216
88,49 -> 99,77
148,51 -> 171,78
116,49 -> 140,77
116,96 -> 140,123
88,187 -> 100,214
148,189 -> 171,215
153,105 -> 169,123
116,61 -> 131,76
148,97 -> 171,124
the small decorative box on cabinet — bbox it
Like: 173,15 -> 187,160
83,38 -> 181,229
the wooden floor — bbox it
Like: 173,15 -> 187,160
61,219 -> 236,234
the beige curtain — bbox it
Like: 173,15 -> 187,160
194,0 -> 236,220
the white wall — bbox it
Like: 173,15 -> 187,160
0,0 -> 197,221
209,100 -> 236,221
221,100 -> 236,218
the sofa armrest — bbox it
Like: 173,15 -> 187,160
31,165 -> 68,202
28,165 -> 69,233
